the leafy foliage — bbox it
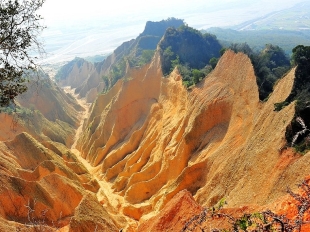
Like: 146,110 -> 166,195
110,57 -> 127,86
0,0 -> 45,107
127,49 -> 155,68
159,25 -> 221,87
141,50 -> 155,63
209,57 -> 219,69
288,45 -> 310,107
101,57 -> 127,90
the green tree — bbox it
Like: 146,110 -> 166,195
220,47 -> 227,56
162,46 -> 175,75
170,55 -> 180,72
230,42 -> 253,56
178,64 -> 192,87
140,50 -> 155,65
0,0 -> 45,107
111,58 -> 127,85
209,57 -> 219,69
192,69 -> 204,84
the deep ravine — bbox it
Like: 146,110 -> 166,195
62,86 -> 138,231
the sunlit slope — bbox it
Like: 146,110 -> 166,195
77,50 -> 310,220
0,132 -> 119,231
0,74 -> 121,230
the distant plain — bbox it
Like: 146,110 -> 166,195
40,0 -> 310,64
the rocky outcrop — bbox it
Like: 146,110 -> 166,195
77,50 -> 310,222
0,76 -> 83,147
18,76 -> 81,126
0,109 -> 76,147
137,190 -> 203,232
0,79 -> 78,147
57,58 -> 95,91
55,58 -> 102,102
0,71 -> 125,230
0,132 -> 118,231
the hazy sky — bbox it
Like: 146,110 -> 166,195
38,0 -> 307,63
41,0 -> 214,23
40,0 -> 305,27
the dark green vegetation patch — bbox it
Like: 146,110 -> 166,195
159,25 -> 222,87
275,45 -> 310,153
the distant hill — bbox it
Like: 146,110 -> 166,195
55,57 -> 88,82
159,25 -> 222,86
205,27 -> 310,55
140,17 -> 185,37
84,55 -> 107,63
231,1 -> 310,31
203,1 -> 310,55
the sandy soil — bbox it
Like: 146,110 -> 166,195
63,86 -> 91,150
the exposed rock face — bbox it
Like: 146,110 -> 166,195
0,132 -> 118,231
56,50 -> 123,103
0,70 -> 121,230
77,50 -> 310,221
18,77 -> 82,126
137,190 -> 203,232
55,40 -> 136,102
58,59 -> 95,91
0,77 -> 81,147
0,111 -> 75,147
56,58 -> 101,103
1,48 -> 309,231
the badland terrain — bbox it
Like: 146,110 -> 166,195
1,16 -> 310,231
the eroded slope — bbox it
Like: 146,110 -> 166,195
0,132 -> 119,231
77,50 -> 310,222
0,77 -> 82,147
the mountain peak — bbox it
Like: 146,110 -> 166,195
140,17 -> 185,37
